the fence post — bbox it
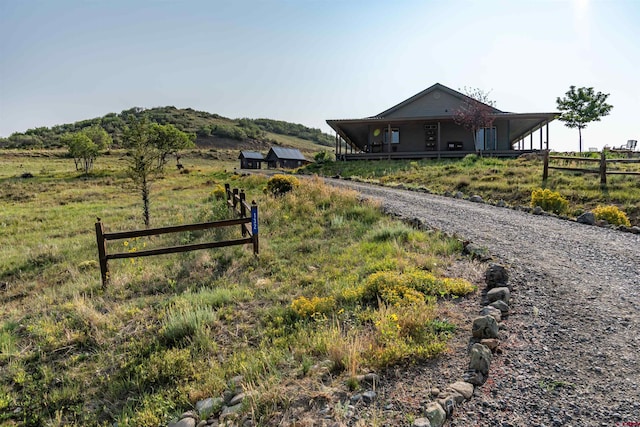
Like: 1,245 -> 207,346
239,191 -> 247,237
225,183 -> 231,207
542,150 -> 549,182
600,151 -> 607,186
232,188 -> 239,209
95,219 -> 109,289
251,201 -> 259,255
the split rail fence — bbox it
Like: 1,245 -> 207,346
95,183 -> 258,288
542,151 -> 640,185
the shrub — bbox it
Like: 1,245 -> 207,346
267,174 -> 300,196
592,205 -> 631,226
291,296 -> 335,318
212,184 -> 226,200
530,188 -> 569,214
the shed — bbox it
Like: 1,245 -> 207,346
238,151 -> 264,169
265,147 -> 309,169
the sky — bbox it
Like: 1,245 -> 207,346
1,0 -> 638,152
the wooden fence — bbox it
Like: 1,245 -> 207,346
543,151 -> 640,185
95,184 -> 258,288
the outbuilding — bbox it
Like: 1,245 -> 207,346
265,147 -> 310,169
238,151 -> 264,169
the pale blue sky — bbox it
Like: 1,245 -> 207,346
1,0 -> 638,151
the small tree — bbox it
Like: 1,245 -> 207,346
122,116 -> 192,227
149,123 -> 195,168
453,87 -> 496,151
60,126 -> 111,174
556,86 -> 613,153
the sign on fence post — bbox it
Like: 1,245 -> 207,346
251,201 -> 259,255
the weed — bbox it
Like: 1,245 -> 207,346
593,205 -> 631,226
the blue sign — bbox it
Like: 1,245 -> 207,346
251,206 -> 258,235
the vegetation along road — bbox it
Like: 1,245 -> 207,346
327,178 -> 640,426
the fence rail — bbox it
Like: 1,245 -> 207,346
543,151 -> 640,185
95,184 -> 258,288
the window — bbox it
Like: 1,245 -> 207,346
476,127 -> 496,150
383,128 -> 400,144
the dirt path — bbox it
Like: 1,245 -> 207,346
326,179 -> 640,427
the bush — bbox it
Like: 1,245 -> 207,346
530,188 -> 569,214
291,296 -> 335,318
592,205 -> 631,226
267,174 -> 299,196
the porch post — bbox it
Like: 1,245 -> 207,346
387,123 -> 392,155
335,132 -> 338,157
506,119 -> 511,150
530,133 -> 533,150
437,121 -> 441,159
546,122 -> 549,150
540,125 -> 543,150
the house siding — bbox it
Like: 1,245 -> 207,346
384,90 -> 463,119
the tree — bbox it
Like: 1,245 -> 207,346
60,126 -> 111,174
122,116 -> 192,227
453,87 -> 497,151
556,86 -> 613,153
149,122 -> 195,168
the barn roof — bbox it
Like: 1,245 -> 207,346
239,151 -> 264,160
267,147 -> 307,161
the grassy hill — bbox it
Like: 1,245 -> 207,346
0,106 -> 334,156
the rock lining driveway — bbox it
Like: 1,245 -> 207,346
325,178 -> 640,426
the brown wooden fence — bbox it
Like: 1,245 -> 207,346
95,184 -> 258,288
543,151 -> 640,185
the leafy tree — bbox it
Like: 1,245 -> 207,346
122,116 -> 192,227
149,123 -> 195,168
453,87 -> 497,150
60,126 -> 111,174
556,86 -> 613,152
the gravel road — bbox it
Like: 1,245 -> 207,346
325,179 -> 640,427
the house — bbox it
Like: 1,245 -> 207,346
265,147 -> 310,169
327,83 -> 558,160
238,151 -> 264,169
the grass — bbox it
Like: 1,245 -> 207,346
0,149 -> 478,426
302,154 -> 640,225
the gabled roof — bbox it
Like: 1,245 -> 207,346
374,83 -> 503,118
239,151 -> 264,160
267,147 -> 307,161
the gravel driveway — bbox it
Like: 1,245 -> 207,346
325,178 -> 640,427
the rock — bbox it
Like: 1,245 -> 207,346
228,392 -> 245,407
437,391 -> 463,416
196,397 -> 224,417
362,390 -> 376,403
220,403 -> 243,420
596,219 -> 608,227
631,226 -> 640,234
485,263 -> 508,288
430,388 -> 441,397
424,401 -> 447,427
355,373 -> 379,385
469,343 -> 492,375
576,212 -> 595,225
462,369 -> 486,386
472,315 -> 499,339
469,195 -> 484,203
480,306 -> 502,322
449,381 -> 474,400
489,300 -> 509,314
180,411 -> 198,420
169,417 -> 196,427
496,200 -> 506,207
480,338 -> 501,352
196,421 -> 207,427
413,418 -> 431,427
454,191 -> 464,199
463,243 -> 491,261
487,287 -> 510,304
533,206 -> 545,215
350,393 -> 362,403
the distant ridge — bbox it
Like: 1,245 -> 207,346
0,106 -> 334,150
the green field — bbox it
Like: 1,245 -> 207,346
0,150 -> 477,426
303,154 -> 640,226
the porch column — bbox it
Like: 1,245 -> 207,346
540,125 -> 543,150
546,122 -> 549,150
437,121 -> 441,159
387,123 -> 392,155
530,133 -> 533,150
335,132 -> 338,157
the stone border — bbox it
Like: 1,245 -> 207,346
411,263 -> 511,427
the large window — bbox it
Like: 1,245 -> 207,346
383,128 -> 400,144
476,127 -> 496,150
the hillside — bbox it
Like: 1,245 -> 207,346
0,106 -> 334,153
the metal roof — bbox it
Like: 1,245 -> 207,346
239,151 -> 264,160
267,147 -> 307,161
